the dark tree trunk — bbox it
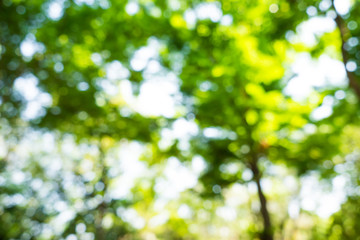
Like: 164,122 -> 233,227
332,0 -> 360,98
250,160 -> 273,240
240,105 -> 273,240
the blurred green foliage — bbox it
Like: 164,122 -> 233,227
1,0 -> 360,239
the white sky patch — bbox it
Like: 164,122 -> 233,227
50,209 -> 76,235
158,118 -> 198,150
184,9 -> 197,28
97,79 -> 118,96
319,0 -> 332,12
203,127 -> 235,139
155,157 -> 198,200
47,0 -> 65,20
11,171 -> 26,185
125,1 -> 139,15
21,101 -> 44,120
334,0 -> 351,15
242,168 -> 253,181
284,53 -> 347,101
91,53 -> 102,65
118,79 -> 135,103
12,131 -> 59,180
61,135 -> 83,159
116,38 -> 183,118
260,178 -> 273,193
300,174 -> 347,218
145,60 -> 162,74
191,155 -> 207,174
204,127 -> 223,138
311,105 -> 332,121
311,95 -> 335,121
136,77 -> 177,117
295,16 -> 336,46
74,0 -> 95,6
172,118 -> 198,139
130,38 -> 161,71
346,61 -> 357,72
306,6 -> 317,17
224,183 -> 249,207
97,61 -> 131,96
178,204 -> 193,219
220,14 -> 233,26
288,199 -> 300,218
14,74 -> 52,120
149,212 -> 169,228
216,206 -> 237,221
108,142 -> 146,199
195,2 -> 223,22
20,34 -> 45,59
318,55 -> 348,86
116,208 -> 145,229
14,74 -> 40,101
167,0 -> 180,10
106,60 -> 130,80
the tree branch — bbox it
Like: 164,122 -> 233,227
250,157 -> 273,240
332,2 -> 360,98
239,107 -> 273,240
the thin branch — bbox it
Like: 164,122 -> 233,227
250,159 -> 273,240
239,106 -> 273,240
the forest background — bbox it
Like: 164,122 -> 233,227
1,0 -> 360,239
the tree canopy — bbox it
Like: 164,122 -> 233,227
1,0 -> 360,239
